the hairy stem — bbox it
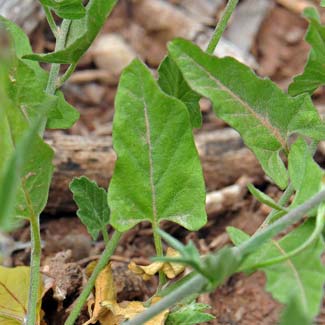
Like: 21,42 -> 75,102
206,0 -> 239,54
46,19 -> 71,96
124,189 -> 325,325
57,62 -> 77,88
64,231 -> 122,325
248,203 -> 325,270
257,183 -> 294,231
152,223 -> 167,288
101,226 -> 110,246
27,216 -> 41,325
43,7 -> 58,38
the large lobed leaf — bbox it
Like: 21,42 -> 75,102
0,16 -> 79,129
228,220 -> 325,321
39,0 -> 86,20
70,176 -> 110,240
107,59 -> 207,232
168,39 -> 325,189
23,0 -> 118,64
289,8 -> 325,96
158,56 -> 202,128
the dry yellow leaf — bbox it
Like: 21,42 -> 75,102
0,266 -> 43,325
128,247 -> 185,280
83,263 -> 168,325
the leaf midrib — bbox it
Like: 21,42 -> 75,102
178,51 -> 287,149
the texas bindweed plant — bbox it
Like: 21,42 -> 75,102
1,0 -> 325,324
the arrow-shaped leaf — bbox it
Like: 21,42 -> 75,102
108,59 -> 207,232
168,39 -> 325,189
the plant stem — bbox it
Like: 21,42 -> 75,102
64,231 -> 122,325
46,19 -> 71,96
256,183 -> 294,231
43,7 -> 58,38
124,189 -> 325,325
57,62 -> 77,88
249,204 -> 325,270
101,226 -> 110,246
152,223 -> 166,288
26,211 -> 42,325
206,0 -> 239,54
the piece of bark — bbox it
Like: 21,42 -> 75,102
45,128 -> 264,213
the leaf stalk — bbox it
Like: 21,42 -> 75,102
206,0 -> 239,54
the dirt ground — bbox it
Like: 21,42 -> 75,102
7,0 -> 325,324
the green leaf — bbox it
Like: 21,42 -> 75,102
168,38 -> 325,189
247,184 -> 286,211
226,226 -> 250,246
158,56 -> 202,128
288,138 -> 323,209
40,0 -> 86,19
166,301 -> 215,325
280,294 -> 312,325
236,220 -> 325,319
0,56 -> 53,228
0,266 -> 43,325
23,0 -> 118,64
107,59 -> 207,232
289,8 -> 325,95
70,176 -> 110,240
0,16 -> 79,129
321,0 -> 325,7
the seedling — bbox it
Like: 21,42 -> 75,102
1,0 -> 325,324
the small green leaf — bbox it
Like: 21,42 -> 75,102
288,138 -> 323,209
108,59 -> 207,232
226,226 -> 250,246
280,294 -> 312,325
289,8 -> 325,95
247,184 -> 286,211
70,176 -> 110,240
166,301 -> 215,325
1,16 -> 79,129
40,0 -> 86,19
23,0 -> 118,64
168,38 -> 325,189
158,56 -> 202,128
321,0 -> 325,7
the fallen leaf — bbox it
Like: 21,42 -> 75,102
128,247 -> 185,280
83,263 -> 168,325
0,266 -> 42,325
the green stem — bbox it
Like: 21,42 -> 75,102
57,63 -> 77,88
256,183 -> 295,231
248,203 -> 325,270
124,189 -> 325,325
206,0 -> 239,54
46,19 -> 71,96
152,223 -> 166,288
101,226 -> 110,246
64,231 -> 122,325
43,7 -> 58,38
26,212 -> 42,325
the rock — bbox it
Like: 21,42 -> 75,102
90,33 -> 137,76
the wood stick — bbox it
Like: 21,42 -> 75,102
45,128 -> 264,213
